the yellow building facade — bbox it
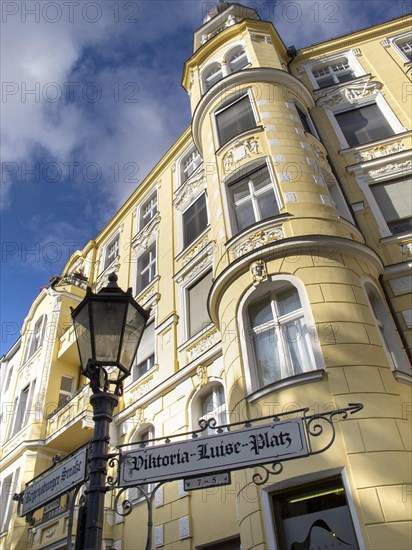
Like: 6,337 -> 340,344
1,3 -> 411,549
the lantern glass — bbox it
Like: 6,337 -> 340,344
119,305 -> 147,372
91,299 -> 127,364
72,302 -> 93,371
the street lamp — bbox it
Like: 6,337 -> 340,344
71,273 -> 149,550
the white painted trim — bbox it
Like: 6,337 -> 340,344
304,50 -> 366,89
389,31 -> 412,64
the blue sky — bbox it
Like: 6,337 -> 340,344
1,0 -> 409,355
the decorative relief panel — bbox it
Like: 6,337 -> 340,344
355,141 -> 405,162
182,236 -> 211,266
316,79 -> 383,107
132,213 -> 160,252
186,330 -> 220,362
125,377 -> 154,407
233,227 -> 284,258
95,261 -> 120,292
222,137 -> 260,173
173,169 -> 206,211
368,159 -> 412,180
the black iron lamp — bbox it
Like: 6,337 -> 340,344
71,272 -> 149,395
70,273 -> 149,550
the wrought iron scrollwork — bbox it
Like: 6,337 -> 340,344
107,454 -> 120,486
252,462 -> 283,485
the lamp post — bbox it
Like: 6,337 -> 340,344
71,273 -> 149,550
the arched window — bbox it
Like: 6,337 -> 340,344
364,282 -> 409,374
127,424 -> 154,502
202,62 -> 223,92
23,314 -> 47,363
226,45 -> 248,73
192,382 -> 227,436
393,34 -> 412,62
239,278 -> 322,393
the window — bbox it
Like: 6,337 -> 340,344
103,235 -> 119,270
215,92 -> 257,147
0,469 -> 20,533
198,384 -> 226,435
203,62 -> 223,91
247,285 -> 314,387
187,270 -> 213,338
132,322 -> 155,382
128,427 -> 154,502
319,167 -> 353,222
10,381 -> 35,438
393,35 -> 412,62
183,193 -> 208,248
365,283 -> 409,374
137,245 -> 156,292
139,191 -> 158,230
370,176 -> 412,234
4,366 -> 13,393
24,314 -> 47,362
226,45 -> 248,72
335,104 -> 395,147
180,149 -> 202,184
271,478 -> 360,549
227,162 -> 280,233
312,57 -> 356,87
58,376 -> 74,407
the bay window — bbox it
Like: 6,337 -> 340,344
215,92 -> 257,147
228,161 -> 280,233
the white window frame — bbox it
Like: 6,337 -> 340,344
225,43 -> 249,74
131,321 -> 155,383
0,467 -> 20,534
213,88 -> 259,149
224,158 -> 283,237
135,243 -> 157,294
181,267 -> 214,343
317,165 -> 354,222
363,280 -> 410,375
325,93 -> 405,149
368,175 -> 412,236
390,32 -> 412,63
9,379 -> 36,439
181,191 -> 209,251
294,102 -> 319,138
305,51 -> 365,89
201,42 -> 249,95
138,189 -> 158,231
102,232 -> 120,272
178,145 -> 202,187
262,468 -> 365,550
190,381 -> 227,436
202,61 -> 223,93
23,314 -> 47,363
58,375 -> 75,407
238,275 -> 324,395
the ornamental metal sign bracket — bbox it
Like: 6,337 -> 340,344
111,404 -> 363,524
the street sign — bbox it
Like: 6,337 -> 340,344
21,446 -> 87,516
119,418 -> 307,486
184,472 -> 231,491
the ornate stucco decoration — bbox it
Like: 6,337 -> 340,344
175,241 -> 214,284
126,377 -> 154,407
173,168 -> 206,211
316,80 -> 383,107
95,260 -> 121,292
235,227 -> 284,258
355,141 -> 405,162
187,330 -> 220,362
222,137 -> 260,173
368,159 -> 412,179
401,243 -> 412,259
45,527 -> 57,539
182,236 -> 211,266
195,365 -> 208,388
312,144 -> 327,163
250,260 -> 268,285
132,212 -> 160,252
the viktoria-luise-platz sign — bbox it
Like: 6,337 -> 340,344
119,418 -> 308,486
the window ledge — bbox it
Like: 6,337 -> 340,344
393,369 -> 412,384
380,231 -> 412,246
126,364 -> 158,391
313,73 -> 371,94
247,369 -> 326,403
135,275 -> 160,305
339,130 -> 411,158
175,225 -> 211,263
177,323 -> 217,352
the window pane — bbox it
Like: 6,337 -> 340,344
257,189 -> 280,220
134,323 -> 154,367
253,328 -> 281,386
188,271 -> 213,337
336,104 -> 395,147
216,95 -> 256,146
277,287 -> 301,316
183,194 -> 208,248
249,296 -> 273,327
284,318 -> 310,374
235,200 -> 256,231
370,177 -> 412,233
